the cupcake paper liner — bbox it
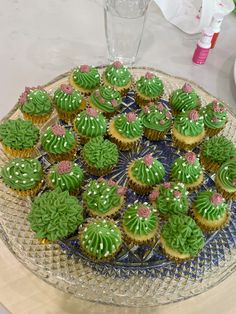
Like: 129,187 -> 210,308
135,91 -> 162,108
160,236 -> 193,263
144,127 -> 169,141
47,141 -> 78,163
7,179 -> 44,197
172,132 -> 205,151
127,162 -> 154,195
22,111 -> 53,125
200,153 -> 221,173
2,143 -> 37,158
122,223 -> 158,246
205,126 -> 225,137
69,72 -> 97,96
55,98 -> 86,123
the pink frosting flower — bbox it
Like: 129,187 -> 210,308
157,103 -> 164,111
211,117 -> 219,123
126,112 -> 137,122
57,161 -> 72,174
51,124 -> 65,136
111,99 -> 118,107
188,110 -> 199,121
213,103 -> 221,112
165,111 -> 172,119
117,186 -> 127,196
182,83 -> 193,93
145,72 -> 155,79
100,97 -> 105,104
143,154 -> 154,166
159,119 -> 165,125
174,190 -> 182,198
61,84 -> 73,94
149,190 -> 159,201
212,99 -> 218,105
185,152 -> 196,164
138,206 -> 151,218
163,182 -> 171,189
232,178 -> 236,186
97,177 -> 106,183
86,107 -> 98,117
143,106 -> 150,113
80,64 -> 90,73
107,179 -> 116,186
211,192 -> 223,205
112,61 -> 123,69
95,90 -> 100,97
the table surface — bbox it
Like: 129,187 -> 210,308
0,0 -> 236,313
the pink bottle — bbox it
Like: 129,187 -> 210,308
192,27 -> 214,65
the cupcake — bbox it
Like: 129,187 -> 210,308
89,85 -> 122,117
28,188 -> 84,241
103,61 -> 132,94
74,107 -> 107,144
122,202 -> 158,244
82,178 -> 126,218
53,84 -> 86,123
200,100 -> 228,137
135,72 -> 164,107
215,159 -> 236,200
200,136 -> 236,173
149,182 -> 189,217
41,124 -> 78,162
69,64 -> 100,94
79,218 -> 122,261
47,160 -> 84,194
140,102 -> 172,140
1,158 -> 43,197
172,109 -> 205,150
192,191 -> 229,231
0,118 -> 39,158
108,112 -> 143,151
18,86 -> 53,124
127,154 -> 165,195
82,136 -> 119,176
171,152 -> 204,190
169,83 -> 201,115
160,215 -> 205,261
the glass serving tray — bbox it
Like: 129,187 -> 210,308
0,67 -> 236,307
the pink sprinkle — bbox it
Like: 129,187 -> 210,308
61,84 -> 73,94
111,99 -> 118,107
211,192 -> 223,205
165,111 -> 172,119
57,161 -> 72,174
138,206 -> 151,218
188,110 -> 199,121
97,177 -> 106,183
126,112 -> 137,122
86,107 -> 98,117
163,182 -> 171,189
213,103 -> 221,112
107,179 -> 116,186
51,124 -> 65,136
100,97 -> 105,104
117,186 -> 127,196
212,117 -> 219,123
174,190 -> 182,198
232,178 -> 236,186
80,64 -> 90,73
143,154 -> 154,166
143,106 -> 150,113
185,152 -> 196,164
145,72 -> 155,79
159,119 -> 165,125
157,103 -> 164,111
149,190 -> 159,202
112,61 -> 123,69
182,83 -> 193,93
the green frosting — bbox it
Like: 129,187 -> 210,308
201,101 -> 227,129
104,63 -> 132,87
136,74 -> 164,98
123,203 -> 157,236
74,110 -> 107,138
1,158 -> 43,190
48,161 -> 84,192
20,89 -> 53,115
153,182 -> 188,216
53,86 -> 83,112
28,189 -> 84,241
80,219 -> 122,259
83,136 -> 118,169
114,113 -> 143,139
217,159 -> 236,191
174,110 -> 204,136
72,66 -> 100,90
170,89 -> 199,112
201,136 -> 236,163
82,180 -> 122,214
41,125 -> 76,154
0,118 -> 39,150
131,157 -> 165,185
194,191 -> 227,221
171,155 -> 202,184
90,86 -> 122,113
161,215 -> 205,256
140,104 -> 172,131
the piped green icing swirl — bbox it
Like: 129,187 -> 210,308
72,66 -> 100,90
0,119 -> 39,149
171,156 -> 202,184
90,86 -> 122,113
140,104 -> 172,131
174,111 -> 204,136
200,102 -> 227,129
1,158 -> 43,190
170,89 -> 199,112
114,114 -> 143,139
104,64 -> 132,87
83,136 -> 118,169
161,215 -> 205,256
28,189 -> 84,241
53,88 -> 83,112
217,160 -> 236,191
82,180 -> 121,214
80,219 -> 122,259
136,75 -> 164,98
201,136 -> 236,163
194,191 -> 227,221
20,89 -> 53,115
123,203 -> 157,236
74,110 -> 107,137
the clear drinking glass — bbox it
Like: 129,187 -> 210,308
104,0 -> 151,65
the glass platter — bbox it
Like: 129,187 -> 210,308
0,67 -> 236,307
